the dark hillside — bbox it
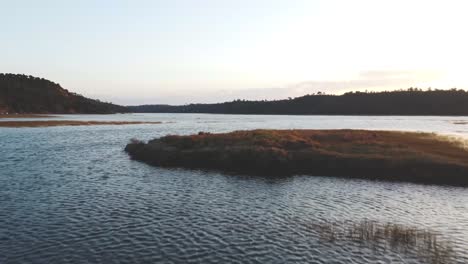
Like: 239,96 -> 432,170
129,89 -> 468,116
0,73 -> 128,114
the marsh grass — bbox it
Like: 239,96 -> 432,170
129,138 -> 144,144
433,134 -> 468,150
125,129 -> 468,186
315,220 -> 455,264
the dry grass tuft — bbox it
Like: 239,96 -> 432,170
316,220 -> 455,264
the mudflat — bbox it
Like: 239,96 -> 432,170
0,114 -> 57,119
0,120 -> 161,127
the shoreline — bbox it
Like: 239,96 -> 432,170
0,114 -> 58,119
0,120 -> 161,127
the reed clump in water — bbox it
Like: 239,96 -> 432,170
125,129 -> 468,186
316,220 -> 455,264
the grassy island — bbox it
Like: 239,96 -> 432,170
125,130 -> 468,186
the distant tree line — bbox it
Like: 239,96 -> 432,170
0,73 -> 128,114
129,88 -> 468,116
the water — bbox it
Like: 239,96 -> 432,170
1,114 -> 468,263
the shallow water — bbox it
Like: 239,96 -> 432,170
1,114 -> 468,263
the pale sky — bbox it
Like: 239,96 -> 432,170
2,0 -> 468,105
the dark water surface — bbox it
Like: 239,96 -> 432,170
1,114 -> 468,263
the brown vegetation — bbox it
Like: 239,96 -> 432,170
125,129 -> 468,186
0,120 -> 161,127
0,114 -> 57,118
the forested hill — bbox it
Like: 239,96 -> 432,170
129,89 -> 468,116
0,74 -> 128,114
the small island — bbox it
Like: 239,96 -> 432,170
125,129 -> 468,186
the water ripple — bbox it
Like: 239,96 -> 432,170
1,114 -> 468,263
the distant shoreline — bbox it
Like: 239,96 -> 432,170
133,112 -> 468,117
0,114 -> 57,119
128,89 -> 468,116
0,120 -> 161,127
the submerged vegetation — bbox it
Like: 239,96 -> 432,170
125,129 -> 468,186
313,220 -> 455,264
129,88 -> 468,116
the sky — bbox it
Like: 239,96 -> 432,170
2,0 -> 468,105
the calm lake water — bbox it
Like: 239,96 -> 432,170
1,114 -> 468,263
